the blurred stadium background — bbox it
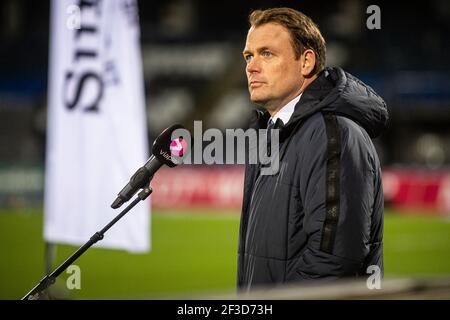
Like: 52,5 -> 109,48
0,0 -> 450,299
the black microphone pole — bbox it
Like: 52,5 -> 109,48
22,186 -> 152,300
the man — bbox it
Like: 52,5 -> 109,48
238,7 -> 388,291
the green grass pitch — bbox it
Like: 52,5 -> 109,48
0,208 -> 449,299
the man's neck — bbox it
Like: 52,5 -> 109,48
267,93 -> 301,118
267,74 -> 317,118
268,93 -> 302,126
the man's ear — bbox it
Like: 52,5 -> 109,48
300,49 -> 316,78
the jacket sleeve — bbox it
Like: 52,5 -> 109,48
295,114 -> 377,281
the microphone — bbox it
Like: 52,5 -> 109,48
111,124 -> 190,209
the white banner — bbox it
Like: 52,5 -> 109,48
44,0 -> 150,252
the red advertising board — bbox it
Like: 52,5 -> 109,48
151,165 -> 450,215
151,165 -> 245,209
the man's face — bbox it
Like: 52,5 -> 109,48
243,23 -> 304,111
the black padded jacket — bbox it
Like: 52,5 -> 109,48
237,67 -> 389,290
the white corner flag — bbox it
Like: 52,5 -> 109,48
44,0 -> 150,252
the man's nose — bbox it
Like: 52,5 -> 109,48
246,56 -> 261,74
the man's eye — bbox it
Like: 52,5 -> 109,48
262,51 -> 272,57
244,55 -> 253,62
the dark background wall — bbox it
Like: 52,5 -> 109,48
0,0 -> 449,168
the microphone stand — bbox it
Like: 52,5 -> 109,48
22,186 -> 152,300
